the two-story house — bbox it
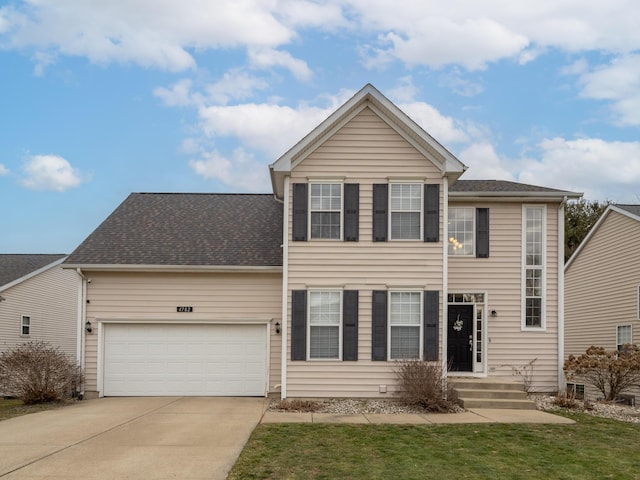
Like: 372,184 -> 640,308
64,84 -> 580,399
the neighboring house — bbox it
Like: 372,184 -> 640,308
64,84 -> 581,399
0,254 -> 80,360
565,204 -> 640,402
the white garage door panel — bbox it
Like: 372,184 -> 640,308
103,324 -> 267,396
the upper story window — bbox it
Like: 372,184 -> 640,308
448,207 -> 474,255
617,325 -> 632,351
310,183 -> 342,240
21,315 -> 30,336
523,206 -> 545,329
389,291 -> 422,359
390,183 -> 422,240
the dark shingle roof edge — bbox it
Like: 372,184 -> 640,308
0,254 -> 67,289
615,204 -> 640,218
450,180 -> 582,198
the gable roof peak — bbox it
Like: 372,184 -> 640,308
269,83 -> 467,199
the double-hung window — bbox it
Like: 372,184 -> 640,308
310,183 -> 342,239
523,206 -> 545,329
21,315 -> 30,336
617,325 -> 632,351
389,291 -> 422,359
390,183 -> 421,240
448,207 -> 474,255
308,290 -> 342,359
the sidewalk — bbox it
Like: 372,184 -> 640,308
261,408 -> 575,425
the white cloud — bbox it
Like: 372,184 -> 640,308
576,54 -> 640,126
398,102 -> 469,145
0,0 -> 298,71
189,148 -> 270,191
20,154 -> 86,192
204,71 -> 269,105
197,102 -> 336,158
457,142 -> 515,181
0,163 -> 9,176
153,79 -> 198,107
518,137 -> 640,202
248,48 -> 312,81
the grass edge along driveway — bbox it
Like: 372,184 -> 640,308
228,412 -> 640,480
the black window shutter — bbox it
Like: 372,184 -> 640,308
292,183 -> 308,241
424,184 -> 440,242
476,208 -> 490,258
291,290 -> 307,360
342,290 -> 358,361
372,184 -> 388,242
371,290 -> 388,361
344,184 -> 359,242
424,290 -> 439,361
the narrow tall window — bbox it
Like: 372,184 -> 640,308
448,207 -> 474,255
523,206 -> 545,328
617,325 -> 632,351
389,291 -> 421,359
21,315 -> 30,336
390,184 -> 421,240
308,290 -> 341,359
310,184 -> 342,239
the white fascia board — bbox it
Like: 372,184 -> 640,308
449,191 -> 582,202
0,256 -> 67,293
61,264 -> 283,273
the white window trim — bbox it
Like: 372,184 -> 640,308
308,181 -> 344,241
637,285 -> 640,321
387,289 -> 423,360
21,315 -> 30,337
616,324 -> 633,350
521,205 -> 547,331
307,289 -> 343,361
447,292 -> 487,374
448,206 -> 476,257
388,182 -> 423,241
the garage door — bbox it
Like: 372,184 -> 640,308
103,323 -> 267,396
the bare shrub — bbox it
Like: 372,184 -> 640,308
0,341 -> 83,404
511,358 -> 537,393
552,391 -> 579,409
564,345 -> 640,402
394,360 -> 456,412
273,399 -> 321,412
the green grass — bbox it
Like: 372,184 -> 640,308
0,398 -> 65,421
228,412 -> 640,480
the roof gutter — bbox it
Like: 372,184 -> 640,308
75,268 -> 87,396
62,264 -> 283,273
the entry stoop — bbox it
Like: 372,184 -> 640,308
448,378 -> 537,410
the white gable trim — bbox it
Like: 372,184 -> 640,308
0,256 -> 67,293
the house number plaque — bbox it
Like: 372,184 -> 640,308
176,306 -> 193,312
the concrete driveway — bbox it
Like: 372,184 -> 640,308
0,396 -> 267,479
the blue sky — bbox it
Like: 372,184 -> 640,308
1,1 -> 640,254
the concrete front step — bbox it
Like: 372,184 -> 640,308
449,378 -> 537,410
458,398 -> 538,410
454,388 -> 528,400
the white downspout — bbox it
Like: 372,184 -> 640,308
557,198 -> 566,393
75,268 -> 87,395
442,177 -> 449,379
280,175 -> 290,399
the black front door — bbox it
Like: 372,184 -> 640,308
447,305 -> 474,372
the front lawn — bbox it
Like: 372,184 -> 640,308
0,398 -> 65,421
228,412 -> 640,479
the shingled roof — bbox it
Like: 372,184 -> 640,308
0,254 -> 67,288
65,193 -> 283,267
450,180 -> 580,196
616,204 -> 640,218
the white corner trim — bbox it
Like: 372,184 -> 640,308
280,175 -> 290,399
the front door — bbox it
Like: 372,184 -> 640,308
447,305 -> 474,372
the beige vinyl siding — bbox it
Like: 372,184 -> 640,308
0,265 -> 79,359
286,107 -> 444,398
448,202 -> 561,393
82,271 -> 282,395
566,210 -> 640,356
